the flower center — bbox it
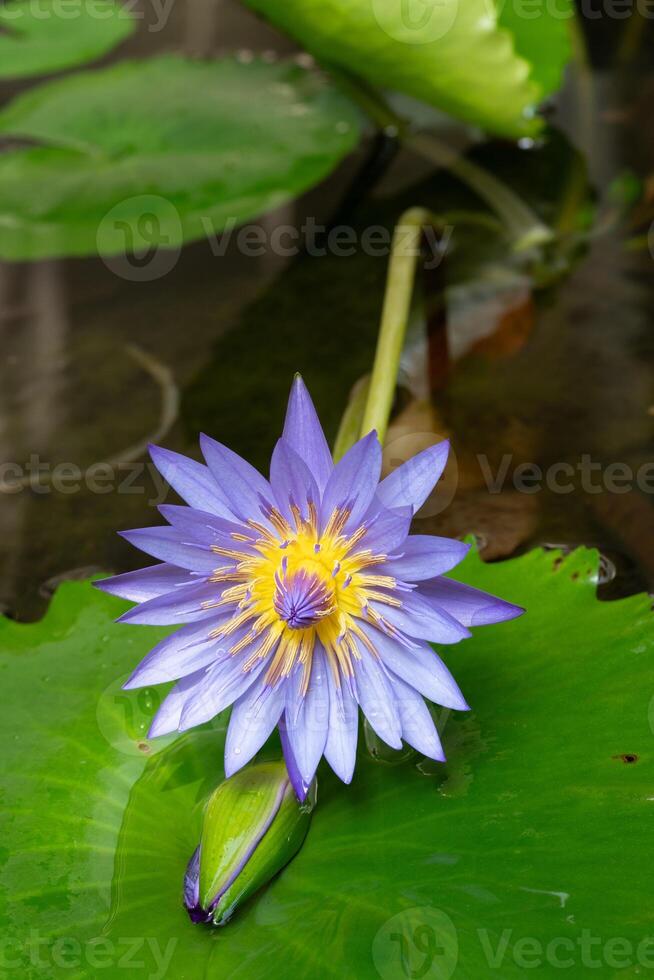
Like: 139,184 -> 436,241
273,567 -> 336,630
208,503 -> 399,687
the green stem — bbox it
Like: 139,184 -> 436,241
359,206 -> 433,444
333,375 -> 370,463
332,209 -> 503,458
336,74 -> 552,250
407,132 -> 552,251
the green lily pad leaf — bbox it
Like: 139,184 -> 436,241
497,0 -> 572,99
0,0 -> 134,80
0,55 -> 361,261
242,0 -> 573,137
2,546 -> 652,976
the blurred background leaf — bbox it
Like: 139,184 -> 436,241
497,0 -> 572,98
0,0 -> 134,80
0,55 -> 361,259
242,0 -> 574,137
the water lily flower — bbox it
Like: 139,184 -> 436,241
97,375 -> 523,800
184,760 -> 315,926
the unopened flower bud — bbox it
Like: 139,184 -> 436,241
184,760 -> 315,926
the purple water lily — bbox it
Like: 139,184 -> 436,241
97,376 -> 523,800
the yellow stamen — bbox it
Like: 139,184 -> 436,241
216,501 -> 397,688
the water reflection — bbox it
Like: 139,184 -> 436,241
1,15 -> 653,619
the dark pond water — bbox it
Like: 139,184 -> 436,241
1,3 -> 653,619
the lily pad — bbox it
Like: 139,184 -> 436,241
0,55 -> 361,260
0,0 -> 134,80
2,546 -> 652,977
497,1 -> 572,99
242,0 -> 573,137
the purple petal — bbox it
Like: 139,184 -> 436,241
359,622 -> 469,710
352,648 -> 402,749
149,444 -> 235,519
148,669 -> 207,737
224,676 -> 286,777
282,375 -> 333,491
376,441 -> 449,514
279,719 -> 312,802
371,591 -> 471,644
177,652 -> 268,731
419,577 -> 525,626
284,646 -> 329,784
392,675 -> 446,761
380,535 -> 470,581
320,431 -> 382,530
117,580 -> 224,626
159,505 -> 258,553
119,527 -> 219,573
358,505 -> 413,556
123,619 -> 225,689
200,434 -> 273,523
183,845 -> 207,921
94,563 -> 196,602
269,438 -> 320,523
323,666 -> 358,784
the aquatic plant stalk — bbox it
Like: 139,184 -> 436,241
336,75 -> 552,251
359,207 -> 433,444
333,374 -> 370,463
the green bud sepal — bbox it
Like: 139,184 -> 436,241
184,760 -> 316,926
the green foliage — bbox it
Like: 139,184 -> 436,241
242,0 -> 573,137
0,55 -> 361,260
1,547 -> 652,976
0,0 -> 134,79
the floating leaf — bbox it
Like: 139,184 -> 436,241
0,0 -> 134,80
497,0 -> 572,100
0,55 -> 361,260
242,0 -> 573,137
2,547 -> 652,975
